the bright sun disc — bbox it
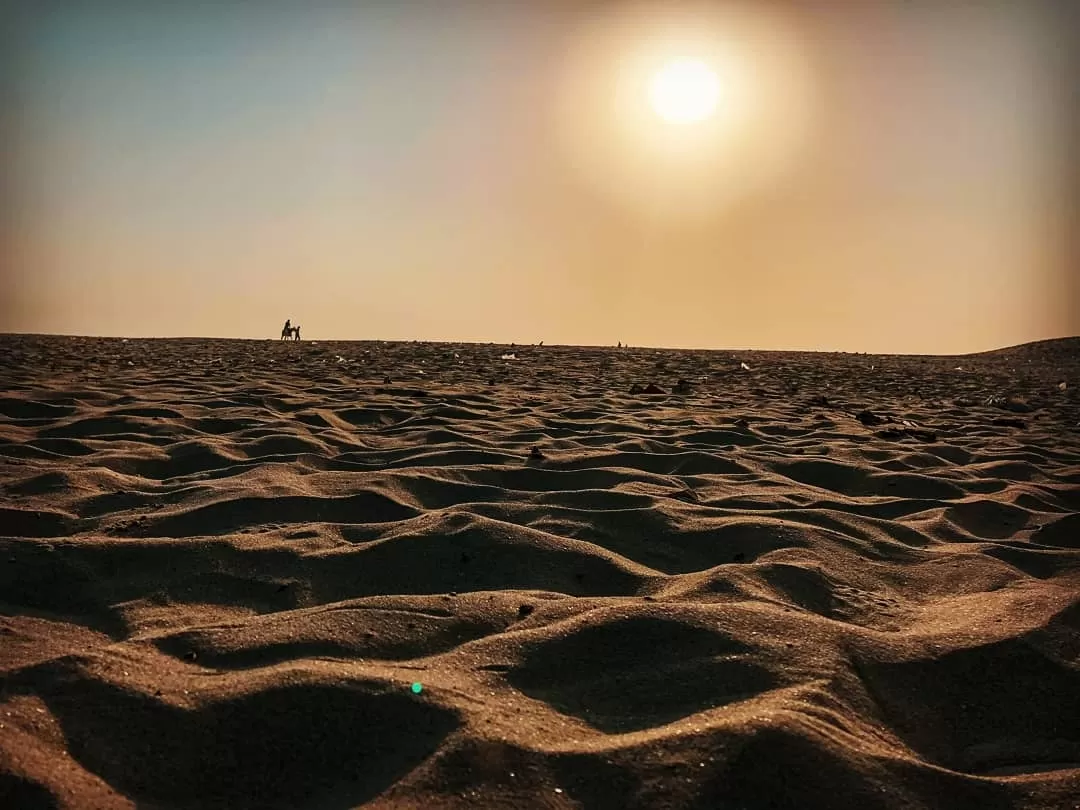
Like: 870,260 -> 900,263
648,59 -> 720,124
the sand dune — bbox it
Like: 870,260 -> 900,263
1,334 -> 1078,809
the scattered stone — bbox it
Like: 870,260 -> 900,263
1059,381 -> 1068,391
183,651 -> 198,662
1001,397 -> 1035,414
984,395 -> 1034,413
856,410 -> 883,426
876,428 -> 906,441
528,446 -> 545,460
673,378 -> 693,394
383,375 -> 392,384
642,383 -> 665,394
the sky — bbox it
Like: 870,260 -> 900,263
3,0 -> 1077,354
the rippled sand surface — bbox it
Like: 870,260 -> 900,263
1,334 -> 1078,809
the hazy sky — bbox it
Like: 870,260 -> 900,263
3,1 -> 1076,353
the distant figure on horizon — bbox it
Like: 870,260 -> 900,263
280,319 -> 301,341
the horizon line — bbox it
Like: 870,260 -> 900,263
2,331 -> 1077,358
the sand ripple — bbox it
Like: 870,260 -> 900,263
1,335 -> 1078,808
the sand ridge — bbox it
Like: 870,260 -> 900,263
1,334 -> 1079,809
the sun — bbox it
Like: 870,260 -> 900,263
648,59 -> 721,124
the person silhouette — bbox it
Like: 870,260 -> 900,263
293,325 -> 301,341
281,319 -> 292,340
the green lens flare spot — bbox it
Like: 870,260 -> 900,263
411,682 -> 423,694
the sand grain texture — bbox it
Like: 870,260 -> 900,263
1,334 -> 1079,809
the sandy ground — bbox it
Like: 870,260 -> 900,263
1,333 -> 1078,810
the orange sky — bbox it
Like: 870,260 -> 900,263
3,1 -> 1076,353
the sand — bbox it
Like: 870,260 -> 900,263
1,333 -> 1078,809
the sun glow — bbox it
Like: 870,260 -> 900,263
648,59 -> 721,124
554,3 -> 815,223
